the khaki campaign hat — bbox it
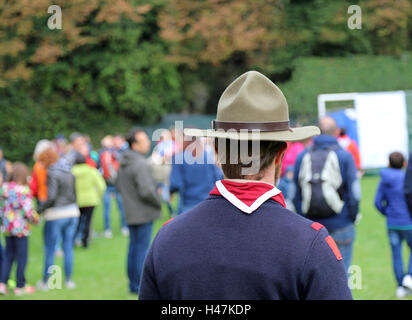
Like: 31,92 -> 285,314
184,71 -> 320,141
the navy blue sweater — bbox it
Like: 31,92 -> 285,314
293,135 -> 360,232
139,194 -> 352,300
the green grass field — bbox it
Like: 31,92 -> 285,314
0,175 -> 409,300
351,175 -> 409,300
0,201 -> 171,300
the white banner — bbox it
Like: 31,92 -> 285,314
355,91 -> 408,169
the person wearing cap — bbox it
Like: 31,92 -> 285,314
139,71 -> 352,300
55,134 -> 68,157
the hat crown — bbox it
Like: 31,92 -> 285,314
183,70 -> 320,142
217,71 -> 289,123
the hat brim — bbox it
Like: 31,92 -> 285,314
184,126 -> 320,142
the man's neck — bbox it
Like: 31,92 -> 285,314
132,148 -> 147,157
226,178 -> 276,186
258,176 -> 276,186
232,170 -> 277,186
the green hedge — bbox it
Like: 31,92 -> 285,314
0,87 -> 134,163
280,53 -> 412,122
3,53 -> 412,163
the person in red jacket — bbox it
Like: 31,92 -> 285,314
337,127 -> 361,171
30,140 -> 55,207
99,135 -> 128,238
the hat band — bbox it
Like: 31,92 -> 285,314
212,120 -> 290,132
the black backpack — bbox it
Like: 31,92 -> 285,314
298,145 -> 344,219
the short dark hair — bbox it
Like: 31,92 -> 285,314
74,152 -> 86,165
389,152 -> 405,169
339,127 -> 347,137
125,127 -> 145,148
215,139 -> 286,179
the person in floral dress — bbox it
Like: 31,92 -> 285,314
0,162 -> 39,296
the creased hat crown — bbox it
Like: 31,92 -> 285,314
217,71 -> 289,123
184,70 -> 320,141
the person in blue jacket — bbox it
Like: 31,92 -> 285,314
375,151 -> 412,298
293,116 -> 360,274
169,135 -> 223,215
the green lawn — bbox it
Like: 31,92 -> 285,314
0,176 -> 409,300
0,201 -> 171,300
352,175 -> 409,300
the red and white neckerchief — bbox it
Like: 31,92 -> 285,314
209,179 -> 286,214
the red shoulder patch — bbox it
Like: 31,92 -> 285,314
310,222 -> 325,231
325,235 -> 343,261
162,218 -> 175,227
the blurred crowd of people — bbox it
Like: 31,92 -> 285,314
3,115 -> 412,299
0,126 -> 223,296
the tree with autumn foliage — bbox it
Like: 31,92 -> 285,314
158,0 -> 412,70
0,0 -> 412,161
152,0 -> 412,114
0,0 -> 183,162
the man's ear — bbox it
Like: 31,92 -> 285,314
274,143 -> 287,165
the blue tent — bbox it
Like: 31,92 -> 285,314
328,109 -> 359,144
